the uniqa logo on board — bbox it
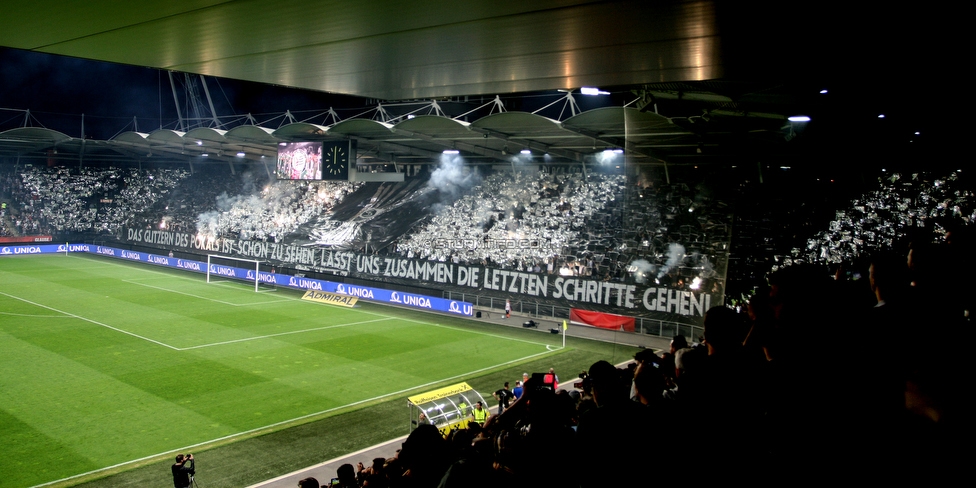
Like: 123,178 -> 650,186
449,301 -> 473,315
289,276 -> 323,290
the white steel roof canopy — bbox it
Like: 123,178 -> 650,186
0,101 -> 803,168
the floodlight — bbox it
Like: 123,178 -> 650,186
580,87 -> 609,95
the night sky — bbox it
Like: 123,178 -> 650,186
0,47 -> 366,140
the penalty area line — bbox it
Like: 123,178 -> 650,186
0,311 -> 72,318
121,280 -> 290,307
31,348 -> 559,488
255,292 -> 558,349
0,291 -> 180,351
71,254 -> 275,295
177,317 -> 396,350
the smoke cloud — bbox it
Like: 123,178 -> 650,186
195,171 -> 290,236
657,243 -> 686,278
428,154 -> 482,211
197,192 -> 266,234
629,259 -> 654,284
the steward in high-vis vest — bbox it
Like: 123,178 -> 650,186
471,401 -> 488,424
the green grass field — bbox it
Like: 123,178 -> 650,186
0,254 -> 640,488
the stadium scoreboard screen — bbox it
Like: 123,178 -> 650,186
276,141 -> 351,181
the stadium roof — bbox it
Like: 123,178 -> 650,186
0,1 -> 951,169
0,107 -> 715,166
0,1 -> 729,101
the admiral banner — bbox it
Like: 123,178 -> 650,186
122,228 -> 721,323
301,290 -> 358,307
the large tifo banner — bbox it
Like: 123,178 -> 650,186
122,228 -> 721,325
0,243 -> 473,317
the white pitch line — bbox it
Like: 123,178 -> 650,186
244,292 -> 557,349
0,311 -> 72,318
75,254 -> 273,294
18,254 -> 557,350
0,291 -> 180,351
121,280 -> 290,307
178,317 -> 396,350
69,256 -> 554,348
31,348 -> 558,488
403,317 -> 555,348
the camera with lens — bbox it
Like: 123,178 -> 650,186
530,372 -> 555,391
574,371 -> 590,392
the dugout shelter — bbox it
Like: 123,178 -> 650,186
408,382 -> 487,436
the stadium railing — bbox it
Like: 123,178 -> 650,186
441,291 -> 703,340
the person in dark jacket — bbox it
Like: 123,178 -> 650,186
172,453 -> 195,488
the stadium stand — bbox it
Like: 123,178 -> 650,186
3,159 -> 973,486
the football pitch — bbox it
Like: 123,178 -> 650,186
0,254 -> 570,488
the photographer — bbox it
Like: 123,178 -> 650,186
171,453 -> 195,488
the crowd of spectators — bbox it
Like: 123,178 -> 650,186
386,166 -> 729,294
788,170 -> 973,268
0,170 -> 11,237
319,231 -> 970,486
125,167 -> 238,234
194,179 -> 361,242
0,208 -> 9,237
3,162 -> 970,307
3,161 -> 971,484
2,165 -> 190,236
3,162 -> 730,290
0,165 -> 360,243
617,173 -> 730,291
395,169 -> 628,274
